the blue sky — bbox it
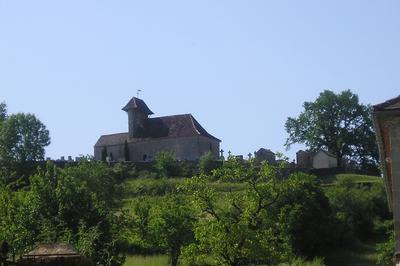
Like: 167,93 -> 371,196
0,0 -> 399,160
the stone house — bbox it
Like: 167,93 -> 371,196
94,97 -> 221,162
373,95 -> 400,264
254,148 -> 276,164
296,150 -> 338,169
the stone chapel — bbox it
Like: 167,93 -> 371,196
94,97 -> 221,162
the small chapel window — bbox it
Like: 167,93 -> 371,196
209,143 -> 212,151
143,154 -> 147,161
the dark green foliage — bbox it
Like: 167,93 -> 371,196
285,90 -> 378,171
0,102 -> 6,123
112,161 -> 137,181
126,178 -> 178,197
131,194 -> 195,266
181,162 -> 295,266
326,176 -> 390,242
274,172 -> 334,257
376,224 -> 394,266
155,151 -> 181,177
198,151 -> 218,175
0,113 -> 50,162
0,161 -> 126,265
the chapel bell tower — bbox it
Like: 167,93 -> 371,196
122,97 -> 154,139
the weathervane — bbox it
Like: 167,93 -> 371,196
137,89 -> 142,98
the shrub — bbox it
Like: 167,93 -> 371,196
154,151 -> 181,177
325,176 -> 389,242
198,151 -> 218,175
376,222 -> 395,266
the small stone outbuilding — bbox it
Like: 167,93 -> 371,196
296,150 -> 338,169
373,95 -> 400,265
19,243 -> 91,266
254,148 -> 276,164
94,97 -> 221,162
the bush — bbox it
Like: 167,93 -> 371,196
126,178 -> 178,196
154,152 -> 181,177
198,151 -> 218,175
0,161 -> 127,265
376,222 -> 395,266
325,176 -> 389,242
274,172 -> 334,257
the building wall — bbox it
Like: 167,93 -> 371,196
312,151 -> 338,169
128,136 -> 220,162
94,143 -> 125,161
296,150 -> 313,168
255,149 -> 276,164
94,136 -> 220,162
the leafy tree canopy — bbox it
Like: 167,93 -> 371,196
0,112 -> 50,162
180,160 -> 330,266
285,90 -> 378,169
0,102 -> 6,123
0,161 -> 126,265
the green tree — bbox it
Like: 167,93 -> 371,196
131,194 -> 195,266
0,102 -> 7,123
273,172 -> 333,257
285,90 -> 378,170
325,176 -> 389,242
181,162 -> 293,266
198,151 -> 218,175
0,113 -> 50,162
0,161 -> 126,265
155,151 -> 181,177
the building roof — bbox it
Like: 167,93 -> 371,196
256,148 -> 275,154
24,243 -> 80,258
95,114 -> 220,147
95,132 -> 129,147
122,97 -> 154,115
296,149 -> 336,158
373,95 -> 400,112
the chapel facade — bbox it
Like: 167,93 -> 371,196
94,97 -> 221,162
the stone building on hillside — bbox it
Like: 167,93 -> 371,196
94,97 -> 221,162
254,148 -> 276,164
296,150 -> 338,169
373,96 -> 400,264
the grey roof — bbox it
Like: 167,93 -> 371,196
373,95 -> 400,112
296,149 -> 336,158
95,133 -> 129,147
25,243 -> 79,257
256,148 -> 275,154
122,97 -> 154,115
95,114 -> 220,147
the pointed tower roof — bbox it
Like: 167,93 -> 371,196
122,97 -> 154,115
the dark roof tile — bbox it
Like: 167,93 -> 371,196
95,114 -> 220,147
122,97 -> 154,115
374,95 -> 400,111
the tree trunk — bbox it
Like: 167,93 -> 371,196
170,247 -> 181,266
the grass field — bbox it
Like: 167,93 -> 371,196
334,173 -> 382,184
122,241 -> 381,266
124,255 -> 169,266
